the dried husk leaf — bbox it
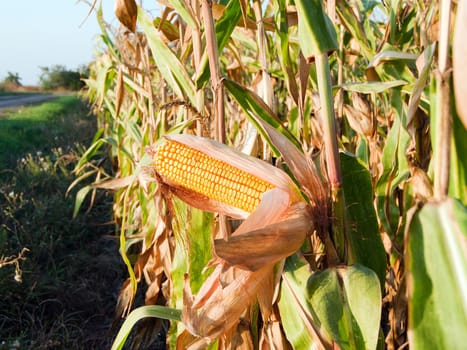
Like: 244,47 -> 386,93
343,104 -> 373,137
115,0 -> 137,33
115,66 -> 125,117
180,198 -> 312,346
409,166 -> 433,202
114,278 -> 135,321
221,316 -> 255,350
215,200 -> 311,271
92,175 -> 133,190
182,263 -> 275,347
259,307 -> 293,350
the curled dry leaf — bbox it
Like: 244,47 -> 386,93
409,166 -> 433,202
343,104 -> 373,137
115,0 -> 137,33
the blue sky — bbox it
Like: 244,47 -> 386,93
0,1 -> 116,86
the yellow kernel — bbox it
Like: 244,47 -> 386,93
153,139 -> 275,213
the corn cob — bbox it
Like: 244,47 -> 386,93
153,139 -> 275,214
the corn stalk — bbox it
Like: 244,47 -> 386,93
74,0 -> 467,349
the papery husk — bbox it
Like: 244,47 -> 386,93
215,197 -> 311,271
114,0 -> 137,32
179,198 -> 312,348
259,306 -> 293,350
181,263 -> 275,349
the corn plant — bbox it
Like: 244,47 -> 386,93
74,0 -> 466,349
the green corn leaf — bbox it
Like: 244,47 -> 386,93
336,0 -> 374,59
280,254 -> 329,348
376,90 -> 410,237
337,80 -> 407,94
367,50 -> 419,68
168,204 -> 189,348
168,200 -> 214,347
138,7 -> 196,104
366,45 -> 418,83
341,153 -> 387,285
74,137 -> 107,172
96,3 -> 120,59
295,0 -> 338,60
308,265 -> 382,350
72,185 -> 93,218
407,198 -> 467,349
66,168 -> 98,198
281,255 -> 382,350
187,207 -> 214,294
450,108 -> 467,204
356,137 -> 369,166
407,43 -> 436,124
111,305 -> 182,350
224,79 -> 301,153
272,0 -> 302,110
166,119 -> 196,136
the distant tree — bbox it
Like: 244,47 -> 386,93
39,65 -> 87,91
3,72 -> 22,85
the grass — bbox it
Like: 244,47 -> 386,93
0,96 -> 91,170
0,96 -> 124,349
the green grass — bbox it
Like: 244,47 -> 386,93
0,96 -> 93,170
0,96 -> 124,349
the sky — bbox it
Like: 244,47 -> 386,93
0,1 -> 117,86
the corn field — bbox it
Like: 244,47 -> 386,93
74,0 -> 466,349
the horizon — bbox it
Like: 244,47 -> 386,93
0,1 -> 116,86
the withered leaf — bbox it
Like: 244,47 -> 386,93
115,0 -> 137,33
343,104 -> 373,137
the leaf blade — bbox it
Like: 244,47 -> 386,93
407,199 -> 467,350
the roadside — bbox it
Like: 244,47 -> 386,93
0,96 -> 124,349
0,93 -> 62,112
0,94 -> 58,110
0,95 -> 88,169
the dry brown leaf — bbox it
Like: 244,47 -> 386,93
220,315 -> 255,350
259,306 -> 293,350
182,263 -> 275,346
343,104 -> 373,137
114,278 -> 135,320
215,202 -> 310,271
92,175 -> 133,190
153,17 -> 180,42
409,166 -> 433,202
115,66 -> 125,117
115,0 -> 137,33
